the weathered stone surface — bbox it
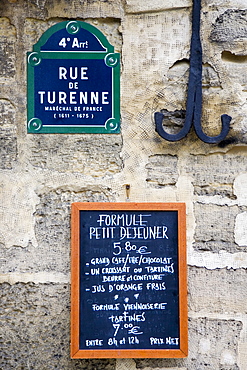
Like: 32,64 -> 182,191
0,172 -> 40,249
122,9 -> 191,115
2,280 -> 241,370
184,153 -> 247,198
0,19 -> 17,170
136,367 -> 186,370
167,61 -> 221,89
158,62 -> 222,139
0,99 -> 17,169
210,9 -> 247,44
221,50 -> 247,94
45,0 -> 124,19
0,0 -> 247,369
194,203 -> 242,252
235,212 -> 247,247
234,173 -> 247,206
0,0 -> 48,20
1,186 -> 113,274
34,188 -> 112,273
146,154 -> 178,186
28,135 -> 123,175
1,0 -> 124,21
135,318 -> 242,369
188,267 -> 247,314
197,6 -> 247,141
125,0 -> 191,13
0,282 -> 115,369
0,18 -> 16,80
86,18 -> 123,53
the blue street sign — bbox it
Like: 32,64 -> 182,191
27,20 -> 120,134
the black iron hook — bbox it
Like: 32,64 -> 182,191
155,0 -> 231,144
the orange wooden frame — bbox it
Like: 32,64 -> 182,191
71,202 -> 187,359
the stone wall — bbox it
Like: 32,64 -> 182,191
0,0 -> 247,369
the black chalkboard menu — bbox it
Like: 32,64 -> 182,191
71,203 -> 187,358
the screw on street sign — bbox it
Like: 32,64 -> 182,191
27,20 -> 120,134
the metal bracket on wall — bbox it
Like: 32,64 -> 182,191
155,0 -> 232,144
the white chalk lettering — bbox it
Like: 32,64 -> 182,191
133,274 -> 164,281
166,337 -> 179,345
146,282 -> 166,290
90,257 -> 110,266
89,227 -> 115,239
150,337 -> 164,345
139,256 -> 173,265
91,285 -> 105,293
123,302 -> 167,311
145,264 -> 174,273
119,226 -> 168,240
92,303 -> 120,311
102,275 -> 126,282
97,213 -> 151,227
102,266 -> 130,274
85,339 -> 103,346
108,311 -> 145,323
108,283 -> 143,292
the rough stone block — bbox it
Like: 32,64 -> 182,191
168,60 -> 221,89
188,318 -> 241,370
221,51 -> 247,93
234,212 -> 247,247
1,282 -> 243,370
135,318 -> 242,370
188,267 -> 247,315
0,99 -> 17,169
210,9 -> 247,45
234,174 -> 247,206
194,203 -> 241,253
0,172 -> 39,250
137,367 -> 186,370
0,17 -> 16,79
0,282 -> 115,369
122,10 -> 191,113
146,154 -> 178,187
125,0 -> 191,13
45,0 -> 124,19
27,135 -> 123,176
2,187 -> 113,274
184,153 -> 247,198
